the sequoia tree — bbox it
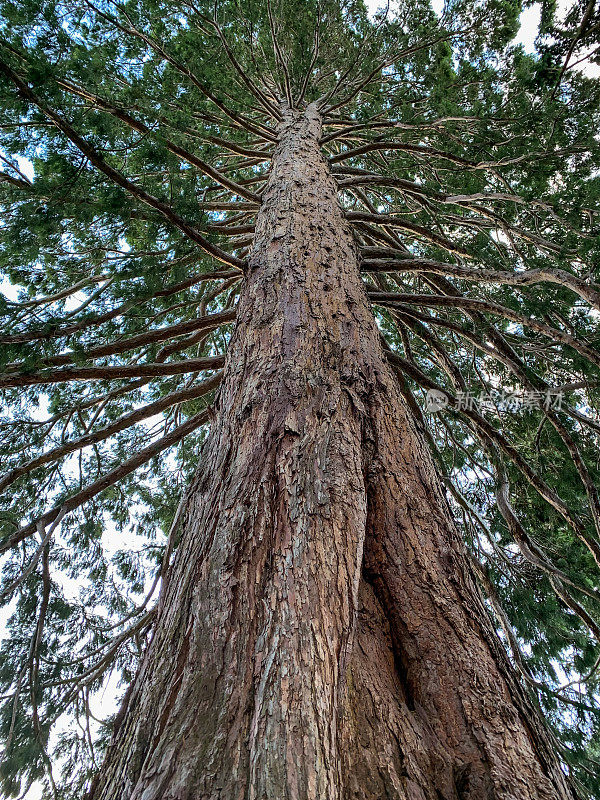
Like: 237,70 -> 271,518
1,0 -> 600,797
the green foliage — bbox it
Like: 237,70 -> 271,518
0,0 -> 599,796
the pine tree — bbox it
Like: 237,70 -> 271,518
0,0 -> 599,797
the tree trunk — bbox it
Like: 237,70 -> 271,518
89,104 -> 576,800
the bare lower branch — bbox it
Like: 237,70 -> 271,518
0,355 -> 225,388
362,256 -> 600,311
1,408 -> 212,553
347,212 -> 473,257
370,291 -> 600,370
0,372 -> 223,494
5,310 -> 236,370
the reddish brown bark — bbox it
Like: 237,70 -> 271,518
89,104 -> 576,800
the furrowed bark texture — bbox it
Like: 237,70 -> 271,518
89,105 -> 575,800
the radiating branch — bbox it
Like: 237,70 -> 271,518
0,61 -> 246,269
0,372 -> 222,496
0,355 -> 225,389
1,408 -> 212,553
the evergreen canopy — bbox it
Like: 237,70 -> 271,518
0,0 -> 599,796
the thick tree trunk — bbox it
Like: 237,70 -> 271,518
89,105 -> 576,800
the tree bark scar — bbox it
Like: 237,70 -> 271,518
89,103 -> 577,800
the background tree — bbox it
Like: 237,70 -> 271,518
0,0 -> 599,797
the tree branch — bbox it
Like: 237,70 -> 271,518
0,355 -> 225,388
0,373 -> 222,494
1,408 -> 212,553
0,61 -> 246,270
